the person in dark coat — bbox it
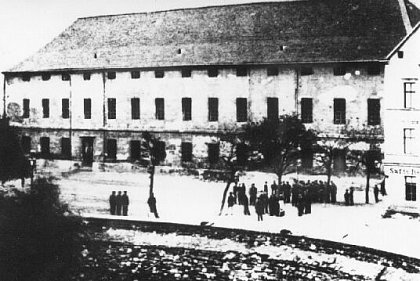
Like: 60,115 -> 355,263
147,193 -> 159,218
243,193 -> 251,215
268,194 -> 276,216
271,181 -> 278,195
264,182 -> 268,193
374,185 -> 380,203
109,191 -> 116,215
380,178 -> 387,196
122,191 -> 129,216
249,183 -> 257,206
115,191 -> 122,215
261,192 -> 269,214
227,192 -> 235,215
284,182 -> 291,203
233,183 -> 239,204
239,183 -> 246,205
349,187 -> 354,206
255,196 -> 264,221
344,189 -> 350,206
330,181 -> 337,203
297,193 -> 305,216
304,190 -> 311,214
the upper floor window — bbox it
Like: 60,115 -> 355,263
333,66 -> 346,76
267,67 -> 279,76
131,71 -> 140,79
404,81 -> 416,109
398,51 -> 404,59
267,97 -> 279,120
208,98 -> 219,122
155,98 -> 165,120
62,98 -> 69,119
107,72 -> 116,80
41,73 -> 51,81
301,98 -> 313,123
84,98 -> 91,119
83,73 -> 91,80
300,67 -> 313,76
208,68 -> 218,78
405,176 -> 416,201
404,128 -> 415,154
22,99 -> 30,118
131,98 -> 140,120
333,98 -> 346,124
62,73 -> 70,81
182,98 -> 192,121
42,99 -> 49,118
236,98 -> 247,122
236,67 -> 247,77
182,69 -> 192,78
107,98 -> 116,119
367,65 -> 381,75
367,99 -> 380,125
155,70 -> 164,78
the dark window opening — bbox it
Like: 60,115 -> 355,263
40,137 -> 50,157
404,128 -> 415,154
23,99 -> 30,118
182,69 -> 191,78
107,98 -> 116,119
131,98 -> 140,120
42,99 -> 49,118
267,67 -> 279,76
155,141 -> 166,163
22,74 -> 30,82
367,99 -> 380,125
106,139 -> 117,161
130,140 -> 141,161
236,67 -> 247,77
84,98 -> 92,119
333,149 -> 346,172
208,98 -> 218,122
333,98 -> 346,124
83,73 -> 91,80
62,73 -> 70,81
236,98 -> 247,122
301,98 -> 313,123
107,72 -> 116,79
208,68 -> 218,78
21,136 -> 31,155
367,65 -> 381,75
62,98 -> 69,119
61,138 -> 71,159
267,97 -> 279,120
208,143 -> 220,164
155,70 -> 164,78
404,82 -> 416,109
405,176 -> 416,201
398,51 -> 404,59
131,71 -> 140,79
41,73 -> 51,81
181,142 -> 193,162
333,66 -> 346,76
182,97 -> 192,121
300,67 -> 314,76
155,98 -> 165,120
301,148 -> 313,169
236,143 -> 248,165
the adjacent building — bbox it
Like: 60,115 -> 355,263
2,0 -> 419,168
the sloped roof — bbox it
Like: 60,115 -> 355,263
6,0 -> 418,73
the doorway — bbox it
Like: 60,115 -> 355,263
81,137 -> 94,166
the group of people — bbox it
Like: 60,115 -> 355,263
109,191 -> 130,216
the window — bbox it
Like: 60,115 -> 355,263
236,143 -> 248,165
267,97 -> 279,120
40,137 -> 50,156
208,68 -> 218,78
404,128 -> 415,154
130,140 -> 141,161
236,67 -> 247,77
84,99 -> 91,119
182,69 -> 191,78
405,176 -> 416,201
208,98 -> 219,122
41,73 -> 51,81
300,67 -> 313,76
155,70 -> 164,78
267,67 -> 279,76
62,98 -> 69,119
367,99 -> 380,125
62,73 -> 70,81
22,74 -> 30,82
42,99 -> 49,118
23,99 -> 30,118
21,136 -> 31,155
333,66 -> 346,76
333,149 -> 346,172
131,71 -> 140,79
208,143 -> 219,164
131,98 -> 140,120
301,148 -> 313,169
367,65 -> 381,75
107,98 -> 116,119
398,51 -> 404,59
182,98 -> 192,121
61,138 -> 71,159
106,139 -> 117,160
83,73 -> 91,80
107,72 -> 116,80
236,98 -> 247,122
181,142 -> 193,162
155,98 -> 165,120
155,141 -> 166,163
333,98 -> 346,124
404,82 -> 416,109
301,98 -> 313,123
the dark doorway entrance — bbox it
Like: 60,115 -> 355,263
81,137 -> 94,166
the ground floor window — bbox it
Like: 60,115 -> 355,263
405,176 -> 416,201
208,143 -> 220,165
130,140 -> 141,161
21,136 -> 31,155
40,137 -> 50,156
181,142 -> 193,162
301,148 -> 313,169
106,139 -> 117,161
61,138 -> 71,159
333,149 -> 346,172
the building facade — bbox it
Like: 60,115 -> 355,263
384,23 -> 420,208
3,0 -> 419,168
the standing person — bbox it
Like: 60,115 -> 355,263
116,191 -> 122,215
374,185 -> 380,203
344,189 -> 350,206
255,196 -> 264,221
304,190 -> 311,214
262,192 -> 269,214
122,191 -> 129,216
268,194 -> 276,216
284,182 -> 291,203
264,182 -> 268,193
227,192 -> 235,215
233,183 -> 239,204
109,191 -> 116,215
297,193 -> 304,216
243,193 -> 251,215
349,187 -> 354,206
147,193 -> 160,218
249,183 -> 257,206
271,181 -> 278,195
380,177 -> 387,196
330,181 -> 337,203
239,183 -> 246,205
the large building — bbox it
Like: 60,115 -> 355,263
2,0 -> 420,168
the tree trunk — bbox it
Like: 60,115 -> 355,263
326,161 -> 332,188
365,170 -> 370,204
277,173 -> 283,186
219,180 -> 233,216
